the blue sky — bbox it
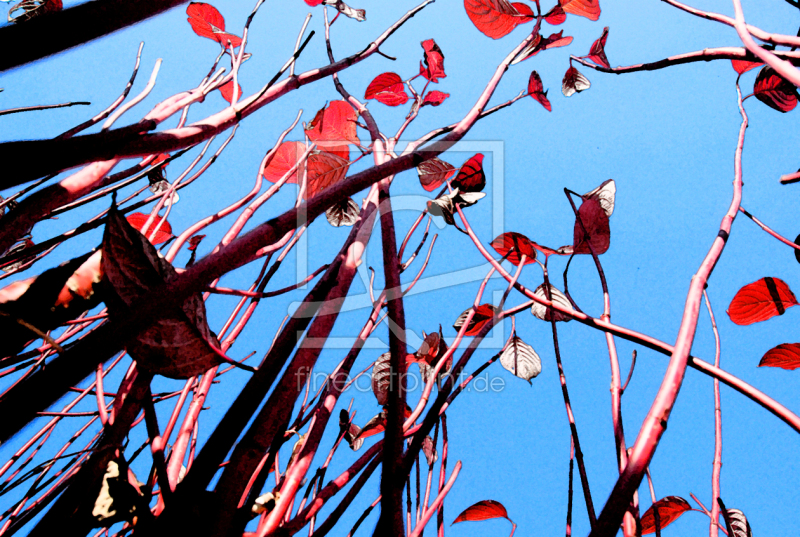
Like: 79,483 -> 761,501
1,0 -> 800,535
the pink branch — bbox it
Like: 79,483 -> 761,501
704,290 -> 723,537
409,461 -> 461,537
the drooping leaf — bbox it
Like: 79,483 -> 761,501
725,508 -> 753,537
560,0 -> 600,21
421,39 -> 446,82
587,27 -> 610,68
262,141 -> 307,184
453,303 -> 498,336
500,336 -> 541,383
759,343 -> 800,370
528,70 -> 551,111
364,72 -> 410,106
102,204 -> 222,378
339,409 -> 364,451
464,0 -> 534,39
125,212 -> 173,245
640,496 -> 691,535
305,101 -> 360,147
186,2 -> 242,48
727,277 -> 798,325
422,435 -> 438,466
415,326 -> 452,383
452,153 -> 486,193
427,192 -> 457,226
490,232 -> 537,265
371,352 -> 391,406
731,59 -> 762,75
417,157 -> 456,192
544,3 -> 566,24
572,197 -> 610,255
325,197 -> 360,227
562,65 -> 591,97
218,79 -> 243,104
531,284 -> 573,322
326,0 -> 366,21
304,0 -> 324,5
753,66 -> 799,113
582,179 -> 616,216
512,31 -> 572,64
306,150 -> 351,198
187,235 -> 206,252
422,91 -> 450,107
357,409 -> 387,439
452,499 -> 511,524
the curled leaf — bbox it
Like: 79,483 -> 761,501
562,65 -> 591,97
421,39 -> 446,82
587,27 -> 610,68
754,66 -> 799,113
527,71 -> 551,111
640,496 -> 691,535
324,0 -> 365,21
452,499 -> 511,524
582,179 -> 616,216
452,153 -> 486,193
727,277 -> 798,325
500,336 -> 541,383
453,303 -> 498,336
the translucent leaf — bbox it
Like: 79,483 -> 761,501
582,178 -> 616,216
417,157 -> 456,192
306,150 -> 351,198
531,284 -> 573,322
305,101 -> 360,147
640,496 -> 691,535
754,66 -> 799,113
727,277 -> 798,325
325,197 -> 360,227
587,27 -> 610,68
500,336 -> 541,383
562,66 -> 591,97
452,499 -> 511,524
464,0 -> 534,39
560,0 -> 600,21
218,79 -> 243,104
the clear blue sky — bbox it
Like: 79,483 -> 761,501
1,0 -> 799,535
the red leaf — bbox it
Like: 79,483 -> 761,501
218,79 -> 243,104
125,212 -> 172,244
187,234 -> 206,252
561,0 -> 601,21
452,153 -> 485,193
490,232 -> 538,265
731,59 -> 762,75
727,277 -> 798,325
453,304 -> 498,336
187,3 -> 242,47
587,27 -> 610,68
540,30 -> 573,51
305,101 -> 360,147
759,343 -> 800,370
421,39 -> 446,82
544,3 -> 566,24
572,197 -> 610,255
365,72 -> 409,106
528,71 -> 551,111
262,141 -> 306,184
464,0 -> 534,39
452,499 -> 510,524
304,0 -> 324,5
306,150 -> 351,198
641,496 -> 691,535
562,65 -> 591,97
422,91 -> 450,107
754,66 -> 799,113
417,158 -> 456,192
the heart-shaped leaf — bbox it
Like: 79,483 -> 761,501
572,197 -> 610,255
500,336 -> 541,383
727,277 -> 798,325
186,3 -> 242,48
417,157 -> 456,192
306,150 -> 351,198
587,27 -> 610,68
218,79 -> 243,104
759,343 -> 800,370
464,0 -> 534,39
305,101 -> 360,147
490,231 -> 538,265
452,153 -> 486,193
422,91 -> 450,107
562,65 -> 591,97
364,72 -> 409,106
452,499 -> 511,524
641,496 -> 691,535
528,70 -> 551,111
754,66 -> 799,113
531,284 -> 573,322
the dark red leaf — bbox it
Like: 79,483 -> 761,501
218,79 -> 243,104
641,496 -> 691,535
562,65 -> 591,97
561,0 -> 601,21
305,101 -> 360,147
421,39 -> 446,82
453,304 -> 498,336
759,343 -> 800,370
572,197 -> 610,255
727,277 -> 798,325
187,235 -> 206,252
544,3 -> 566,24
490,232 -> 538,265
528,71 -> 551,111
587,27 -> 610,68
417,158 -> 456,192
422,90 -> 450,107
452,153 -> 485,193
364,72 -> 410,106
186,3 -> 242,47
754,66 -> 799,113
125,212 -> 172,245
452,499 -> 510,524
731,59 -> 762,75
464,0 -> 534,39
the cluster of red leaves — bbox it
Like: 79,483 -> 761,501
187,3 -> 243,48
464,0 -> 599,40
364,39 -> 448,108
